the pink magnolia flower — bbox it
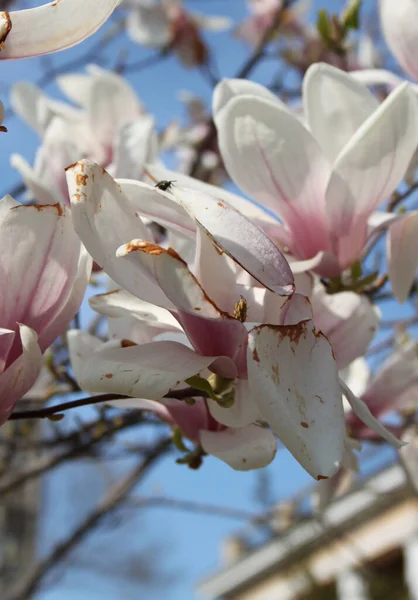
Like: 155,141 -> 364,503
11,66 -> 156,206
0,196 -> 92,425
0,0 -> 121,60
64,159 -> 401,478
125,0 -> 231,67
213,64 -> 418,277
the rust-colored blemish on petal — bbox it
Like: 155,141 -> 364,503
317,475 -> 328,481
120,339 -> 137,348
51,0 -> 62,6
213,243 -> 223,255
217,201 -> 225,208
0,12 -> 11,50
76,174 -> 88,186
252,348 -> 260,363
65,161 -> 80,172
104,373 -> 113,379
315,395 -> 324,404
300,421 -> 309,429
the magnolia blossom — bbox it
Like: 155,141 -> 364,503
0,196 -> 92,425
64,159 -> 401,478
214,63 -> 418,278
0,0 -> 121,60
11,66 -> 156,206
124,0 -> 231,67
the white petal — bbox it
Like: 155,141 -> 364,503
0,0 -> 122,59
68,330 -> 223,399
116,239 -> 222,318
112,117 -> 157,180
303,63 -> 379,161
380,0 -> 418,81
213,78 -> 283,118
127,3 -> 171,47
387,212 -> 418,302
67,160 -> 171,308
89,289 -> 181,330
248,321 -> 345,479
326,83 -> 418,229
170,186 -> 294,295
200,424 -> 277,471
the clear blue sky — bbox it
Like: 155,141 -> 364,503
1,1 -> 408,599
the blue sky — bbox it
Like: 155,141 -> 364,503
1,1 -> 410,599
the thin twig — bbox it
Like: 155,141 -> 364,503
3,437 -> 171,600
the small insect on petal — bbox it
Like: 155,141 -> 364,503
155,180 -> 176,191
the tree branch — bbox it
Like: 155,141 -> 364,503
3,437 -> 172,600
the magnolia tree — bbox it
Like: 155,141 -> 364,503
1,0 -> 418,597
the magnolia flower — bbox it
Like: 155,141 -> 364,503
214,64 -> 418,277
125,0 -> 231,67
64,159 -> 402,478
11,66 -> 156,206
0,0 -> 121,60
0,196 -> 92,425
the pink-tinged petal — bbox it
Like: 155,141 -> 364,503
0,329 -> 15,372
87,71 -> 143,149
215,94 -> 332,258
176,312 -> 244,377
68,330 -> 225,400
248,321 -> 345,479
116,240 -> 222,318
0,325 -> 42,425
118,179 -> 195,238
380,0 -> 418,81
367,211 -> 401,237
340,379 -> 406,449
312,287 -> 379,370
112,117 -> 157,180
67,160 -> 171,308
387,212 -> 418,303
359,340 -> 418,419
11,154 -> 58,205
144,163 -> 276,222
213,78 -> 283,117
170,186 -> 294,295
279,293 -> 313,326
207,378 -> 262,428
89,289 -> 181,331
304,63 -> 379,161
326,83 -> 418,232
0,0 -> 122,60
193,227 -> 238,313
38,245 -> 92,352
0,197 -> 82,355
200,424 -> 277,471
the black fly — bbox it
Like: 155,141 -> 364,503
155,180 -> 176,191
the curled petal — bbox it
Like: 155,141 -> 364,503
200,424 -> 277,471
0,0 -> 122,60
0,325 -> 42,425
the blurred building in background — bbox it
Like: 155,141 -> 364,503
199,454 -> 418,600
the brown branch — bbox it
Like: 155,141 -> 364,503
3,437 -> 172,600
8,387 -> 209,421
0,410 -> 149,496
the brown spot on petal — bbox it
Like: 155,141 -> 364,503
317,475 -> 328,481
65,161 -> 79,172
120,339 -> 137,348
300,421 -> 309,429
315,395 -> 324,404
214,244 -> 223,255
0,12 -> 11,49
104,373 -> 113,379
252,348 -> 260,363
76,174 -> 88,186
217,202 -> 225,208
